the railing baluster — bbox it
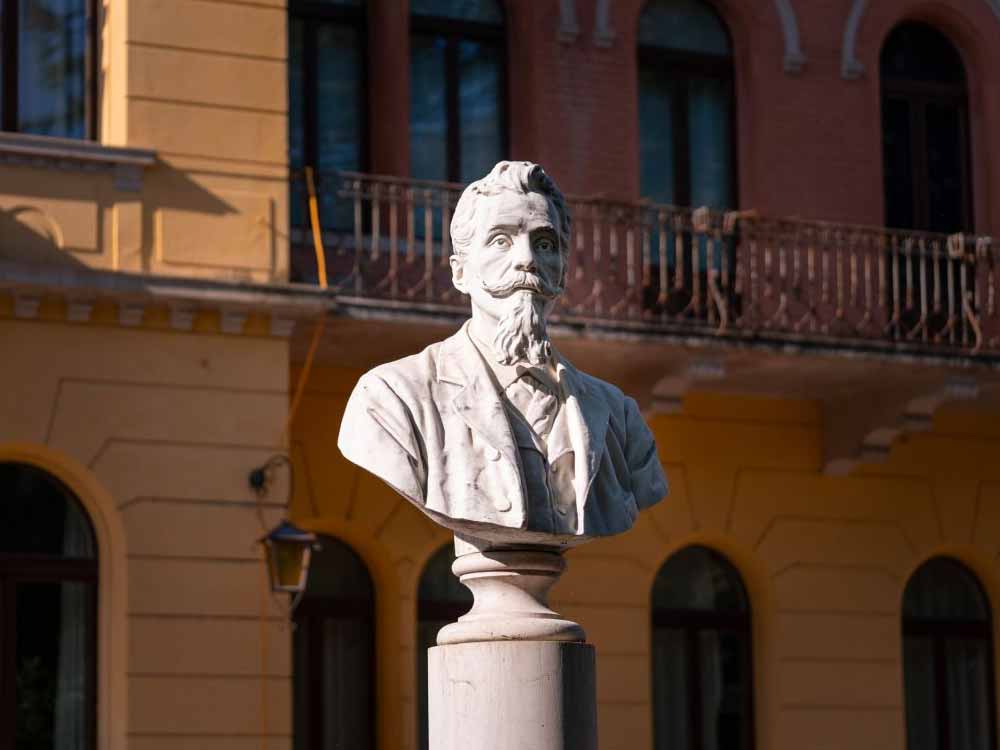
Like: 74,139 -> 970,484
658,210 -> 669,307
352,177 -> 363,294
371,183 -> 382,263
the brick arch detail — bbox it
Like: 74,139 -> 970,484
841,0 -> 1000,79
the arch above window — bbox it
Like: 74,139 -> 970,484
902,557 -> 996,750
881,23 -> 966,85
410,0 -> 504,24
652,545 -> 748,614
903,557 -> 989,622
638,0 -> 731,57
0,462 -> 96,558
0,462 -> 98,750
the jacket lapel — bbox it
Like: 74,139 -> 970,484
558,358 -> 611,506
437,324 -> 520,470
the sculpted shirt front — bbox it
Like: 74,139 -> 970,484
468,330 -> 578,534
337,321 -> 668,537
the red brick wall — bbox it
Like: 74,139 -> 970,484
363,0 -> 1000,233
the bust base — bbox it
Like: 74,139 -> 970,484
436,535 -> 585,645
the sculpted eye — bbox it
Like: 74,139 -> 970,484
489,234 -> 512,249
534,237 -> 556,253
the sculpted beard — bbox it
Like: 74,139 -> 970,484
492,290 -> 551,366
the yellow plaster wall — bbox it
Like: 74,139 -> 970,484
289,365 -> 1000,750
0,318 -> 292,750
1,0 -> 289,281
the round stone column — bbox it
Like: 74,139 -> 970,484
427,536 -> 597,750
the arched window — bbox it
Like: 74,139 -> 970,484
293,535 -> 375,750
880,23 -> 971,233
1,0 -> 97,138
288,0 -> 367,234
0,462 -> 98,749
409,0 -> 506,184
902,557 -> 997,750
638,0 -> 735,209
651,546 -> 753,750
416,544 -> 472,750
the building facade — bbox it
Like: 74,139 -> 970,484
1,1 -> 1000,750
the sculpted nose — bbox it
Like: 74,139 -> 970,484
511,236 -> 536,271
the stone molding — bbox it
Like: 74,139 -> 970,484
0,260 -> 329,337
0,132 -> 156,192
841,0 -> 1000,79
775,0 -> 807,73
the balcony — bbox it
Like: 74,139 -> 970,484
291,170 -> 998,362
288,170 -> 1000,473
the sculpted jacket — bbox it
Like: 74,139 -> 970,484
337,322 -> 668,536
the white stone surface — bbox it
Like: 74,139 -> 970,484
428,641 -> 596,750
338,161 -> 667,544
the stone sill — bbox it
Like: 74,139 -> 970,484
0,132 -> 156,191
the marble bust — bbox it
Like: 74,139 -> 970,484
338,161 -> 667,546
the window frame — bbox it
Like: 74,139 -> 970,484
636,3 -> 738,209
880,23 -> 973,233
288,0 -> 370,175
0,0 -> 100,139
0,518 -> 99,750
291,536 -> 376,750
409,3 -> 508,183
902,559 -> 999,750
650,547 -> 755,750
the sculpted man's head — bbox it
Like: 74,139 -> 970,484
449,161 -> 571,367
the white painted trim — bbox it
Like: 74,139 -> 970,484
558,0 -> 580,42
841,0 -> 867,79
594,0 -> 616,47
775,0 -> 807,73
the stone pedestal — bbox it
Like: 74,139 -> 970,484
428,641 -> 597,750
429,537 -> 597,749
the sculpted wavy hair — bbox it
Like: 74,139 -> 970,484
449,161 -> 571,263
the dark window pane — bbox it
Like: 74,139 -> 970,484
925,101 -> 965,233
457,40 -> 502,184
15,581 -> 95,750
882,96 -> 915,230
315,24 -> 361,174
293,537 -> 375,750
652,546 -> 748,613
881,23 -> 965,85
699,630 -> 751,750
417,547 -> 470,605
289,19 -> 305,170
17,0 -> 87,137
410,34 -> 448,182
903,636 -> 938,750
0,463 -> 95,558
304,535 -> 374,602
903,558 -> 988,622
417,618 -> 449,750
638,0 -> 730,55
639,65 -> 676,205
688,76 -> 732,209
316,24 -> 362,229
945,638 -> 993,750
652,627 -> 690,750
879,22 -> 970,233
321,617 -> 373,749
410,0 -> 503,24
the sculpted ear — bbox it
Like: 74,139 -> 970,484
450,254 -> 468,293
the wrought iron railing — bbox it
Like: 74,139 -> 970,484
290,169 -> 999,358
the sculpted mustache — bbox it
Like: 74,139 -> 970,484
480,273 -> 560,299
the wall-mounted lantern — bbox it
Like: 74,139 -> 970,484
260,520 -> 317,595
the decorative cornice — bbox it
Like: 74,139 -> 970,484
0,132 -> 156,192
0,261 -> 331,336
